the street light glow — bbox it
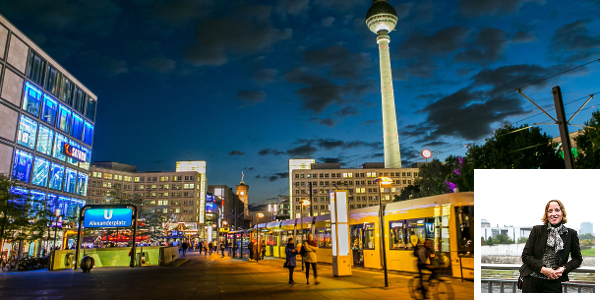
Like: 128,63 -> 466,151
376,176 -> 393,185
257,213 -> 264,218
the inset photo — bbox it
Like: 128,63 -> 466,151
475,169 -> 597,296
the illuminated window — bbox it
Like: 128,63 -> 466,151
85,96 -> 96,121
57,105 -> 71,132
32,157 -> 50,187
104,173 -> 113,179
59,76 -> 74,105
49,163 -> 64,190
70,113 -> 84,140
41,94 -> 58,125
103,182 -> 112,188
124,176 -> 132,182
12,150 -> 33,183
73,87 -> 86,114
64,168 -> 77,193
134,177 -> 141,182
44,65 -> 61,96
77,173 -> 88,196
17,115 -> 38,149
160,176 -> 169,181
36,125 -> 54,156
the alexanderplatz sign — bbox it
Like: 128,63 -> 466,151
74,205 -> 138,269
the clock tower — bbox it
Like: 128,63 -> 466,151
236,172 -> 249,218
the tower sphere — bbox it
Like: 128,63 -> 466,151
366,0 -> 398,34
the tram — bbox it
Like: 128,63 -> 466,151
231,192 -> 474,278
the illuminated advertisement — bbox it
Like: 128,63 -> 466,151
62,142 -> 87,162
84,208 -> 133,228
206,202 -> 217,214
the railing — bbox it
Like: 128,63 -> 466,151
481,264 -> 595,293
482,279 -> 595,293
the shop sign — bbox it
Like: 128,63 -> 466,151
62,142 -> 86,162
390,221 -> 403,228
83,208 -> 133,228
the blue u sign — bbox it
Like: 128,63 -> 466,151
84,208 -> 133,228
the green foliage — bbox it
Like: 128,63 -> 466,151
467,124 -> 564,169
484,234 -> 515,245
445,155 -> 474,192
579,233 -> 595,240
396,185 -> 420,201
485,236 -> 494,246
574,110 -> 600,168
517,237 -> 528,244
413,159 -> 451,197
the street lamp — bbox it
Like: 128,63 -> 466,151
53,208 -> 61,251
299,199 -> 310,270
376,176 -> 393,287
255,213 -> 264,262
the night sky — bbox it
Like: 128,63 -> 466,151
2,0 -> 599,208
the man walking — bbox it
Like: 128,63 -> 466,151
247,240 -> 254,261
182,241 -> 189,256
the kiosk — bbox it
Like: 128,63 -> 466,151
330,190 -> 351,276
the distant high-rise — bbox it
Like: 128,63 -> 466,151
366,0 -> 402,168
580,222 -> 593,235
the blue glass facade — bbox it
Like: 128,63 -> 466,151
22,82 -> 42,117
52,133 -> 67,161
12,150 -> 33,183
36,125 -> 54,155
82,121 -> 94,145
57,105 -> 71,133
29,190 -> 46,218
64,168 -> 77,194
70,113 -> 83,140
32,156 -> 50,187
49,163 -> 64,190
41,94 -> 58,125
17,115 -> 38,149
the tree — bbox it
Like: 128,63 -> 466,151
517,237 -> 528,244
492,234 -> 515,244
485,236 -> 494,246
413,159 -> 451,197
445,155 -> 474,192
574,109 -> 600,168
396,185 -> 420,201
467,124 -> 564,169
579,233 -> 595,240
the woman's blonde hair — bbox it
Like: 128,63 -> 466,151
542,199 -> 568,225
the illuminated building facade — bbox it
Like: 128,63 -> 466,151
87,161 -> 206,230
235,175 -> 249,218
288,159 -> 315,219
290,162 -> 418,218
0,14 -> 95,225
208,185 -> 244,230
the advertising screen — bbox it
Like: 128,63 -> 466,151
206,202 -> 217,213
84,208 -> 133,228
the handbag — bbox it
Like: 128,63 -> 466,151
300,245 -> 307,256
283,261 -> 289,268
517,274 -> 524,290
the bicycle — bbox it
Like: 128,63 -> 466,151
408,270 -> 454,300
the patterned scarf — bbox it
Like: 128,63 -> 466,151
547,224 -> 568,253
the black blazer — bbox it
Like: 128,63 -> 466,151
520,224 -> 582,282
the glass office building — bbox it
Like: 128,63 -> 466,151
0,14 -> 96,221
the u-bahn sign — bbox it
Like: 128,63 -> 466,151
83,207 -> 134,228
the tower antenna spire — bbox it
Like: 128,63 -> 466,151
241,171 -> 245,184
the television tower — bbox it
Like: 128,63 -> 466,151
366,0 -> 401,168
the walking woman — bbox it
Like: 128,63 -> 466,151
519,199 -> 582,293
303,234 -> 320,285
285,238 -> 299,285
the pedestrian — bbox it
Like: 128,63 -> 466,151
302,234 -> 320,285
208,241 -> 213,255
247,240 -> 255,261
285,238 -> 299,285
261,242 -> 266,260
220,242 -> 225,258
182,241 -> 189,256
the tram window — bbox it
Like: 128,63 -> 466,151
455,206 -> 474,254
389,221 -> 408,249
316,227 -> 332,248
363,223 -> 376,249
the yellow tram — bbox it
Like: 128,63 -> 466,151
245,192 -> 474,278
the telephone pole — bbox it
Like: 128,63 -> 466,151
552,86 -> 574,169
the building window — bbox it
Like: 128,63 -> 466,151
85,96 -> 96,121
103,173 -> 112,180
70,113 -> 84,140
72,87 -> 86,114
44,65 -> 61,96
32,157 -> 50,187
64,168 -> 77,194
27,52 -> 47,86
77,172 -> 88,196
124,176 -> 132,182
12,150 -> 33,183
59,76 -> 74,105
22,82 -> 43,117
160,176 -> 169,181
407,172 -> 411,177
57,105 -> 71,133
41,94 -> 58,125
103,182 -> 112,188
17,115 -> 38,149
403,180 -> 407,184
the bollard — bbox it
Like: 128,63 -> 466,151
80,256 -> 95,273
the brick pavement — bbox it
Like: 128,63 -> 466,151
0,251 -> 473,300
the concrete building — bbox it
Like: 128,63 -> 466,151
88,161 -> 206,234
290,162 -> 419,218
1,14 -> 96,221
208,185 -> 244,230
275,195 -> 290,220
481,224 -> 532,242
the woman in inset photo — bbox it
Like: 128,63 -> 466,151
519,199 -> 583,293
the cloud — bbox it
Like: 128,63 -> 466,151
319,118 -> 336,127
512,30 -> 536,43
287,140 -> 318,157
229,150 -> 244,156
257,172 -> 289,182
549,19 -> 600,63
335,106 -> 361,117
75,50 -> 128,76
238,90 -> 266,106
258,149 -> 285,156
422,141 -> 449,147
314,0 -> 364,12
398,27 -> 472,59
321,16 -> 335,27
316,139 -> 344,150
140,56 -> 176,73
363,119 -> 381,125
184,5 -> 292,66
302,45 -> 372,80
457,0 -> 545,17
394,60 -> 439,79
251,68 -> 279,84
318,157 -> 343,164
153,0 -> 213,24
276,0 -> 310,17
243,167 -> 255,170
454,27 -> 510,66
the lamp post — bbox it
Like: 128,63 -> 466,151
52,209 -> 61,250
299,199 -> 310,270
256,213 -> 264,262
376,176 -> 393,287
